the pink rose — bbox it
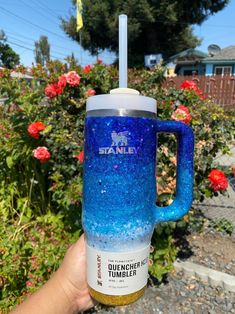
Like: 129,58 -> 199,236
45,84 -> 57,98
65,71 -> 81,86
171,105 -> 192,125
85,88 -> 96,97
33,146 -> 51,163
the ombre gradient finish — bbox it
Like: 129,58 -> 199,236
82,116 -> 194,251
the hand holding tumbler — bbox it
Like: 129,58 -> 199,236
82,88 -> 194,305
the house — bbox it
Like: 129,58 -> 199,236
202,46 -> 235,76
169,48 -> 208,76
144,54 -> 162,68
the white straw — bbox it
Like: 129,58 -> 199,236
119,14 -> 128,88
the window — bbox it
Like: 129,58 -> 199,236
214,66 -> 232,76
150,59 -> 157,65
184,70 -> 198,75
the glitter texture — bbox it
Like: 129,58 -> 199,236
83,116 -> 194,251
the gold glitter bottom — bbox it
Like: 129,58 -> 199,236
89,285 -> 146,306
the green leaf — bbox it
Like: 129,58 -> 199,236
42,125 -> 52,135
6,156 -> 14,169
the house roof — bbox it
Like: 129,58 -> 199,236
11,72 -> 33,79
202,45 -> 235,63
169,48 -> 208,62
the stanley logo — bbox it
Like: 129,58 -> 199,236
99,131 -> 138,155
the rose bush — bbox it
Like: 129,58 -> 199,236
130,70 -> 235,203
0,61 -> 234,311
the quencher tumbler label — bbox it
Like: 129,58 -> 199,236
86,244 -> 150,295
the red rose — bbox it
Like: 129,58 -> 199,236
83,65 -> 92,74
33,146 -> 51,163
53,82 -> 63,95
197,89 -> 207,100
171,105 -> 192,124
208,169 -> 228,192
45,84 -> 57,98
45,82 -> 63,98
58,74 -> 67,89
73,151 -> 84,163
180,80 -> 198,91
65,71 -> 81,86
180,80 -> 206,99
85,88 -> 96,97
27,121 -> 46,139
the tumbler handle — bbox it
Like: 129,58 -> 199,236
155,120 -> 194,223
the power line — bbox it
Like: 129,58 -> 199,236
6,34 -> 96,64
7,30 -> 112,60
8,40 -> 65,62
5,30 -> 81,52
20,0 -> 60,26
0,6 -> 115,65
0,6 -> 70,41
31,0 -> 61,19
7,38 -> 100,67
0,5 -> 88,63
8,35 -> 71,58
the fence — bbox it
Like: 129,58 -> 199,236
164,75 -> 235,110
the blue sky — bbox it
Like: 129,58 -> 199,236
0,0 -> 235,67
193,0 -> 235,52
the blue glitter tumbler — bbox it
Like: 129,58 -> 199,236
83,89 -> 194,305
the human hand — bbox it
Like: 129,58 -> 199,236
55,234 -> 96,312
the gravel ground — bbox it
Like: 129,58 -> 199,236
181,229 -> 235,276
85,271 -> 235,314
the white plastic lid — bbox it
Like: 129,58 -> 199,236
86,88 -> 156,113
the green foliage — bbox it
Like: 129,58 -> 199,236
61,0 -> 229,66
0,30 -> 20,68
0,61 -> 118,224
149,222 -> 177,281
211,218 -> 234,235
34,35 -> 50,66
0,61 -> 235,309
129,70 -> 235,203
0,208 -> 81,312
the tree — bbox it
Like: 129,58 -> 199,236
65,52 -> 78,69
0,30 -> 20,69
34,35 -> 50,66
61,0 -> 229,67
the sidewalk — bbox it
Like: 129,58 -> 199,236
194,146 -> 235,226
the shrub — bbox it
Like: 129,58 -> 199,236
0,63 -> 234,308
0,208 -> 81,312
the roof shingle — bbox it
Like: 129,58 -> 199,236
203,45 -> 235,61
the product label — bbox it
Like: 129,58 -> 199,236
86,244 -> 150,295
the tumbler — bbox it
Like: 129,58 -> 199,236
82,88 -> 194,305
